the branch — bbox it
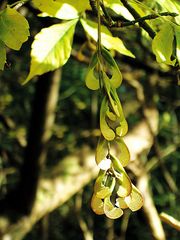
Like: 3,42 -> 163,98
120,12 -> 178,27
119,0 -> 155,38
160,212 -> 180,231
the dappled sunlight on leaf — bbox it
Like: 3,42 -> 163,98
23,20 -> 78,84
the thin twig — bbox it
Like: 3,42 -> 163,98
120,0 -> 156,38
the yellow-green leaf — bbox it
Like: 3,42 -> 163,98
152,22 -> 176,66
0,6 -> 29,50
124,184 -> 143,211
0,40 -> 6,70
174,25 -> 180,64
100,97 -> 116,141
80,19 -> 135,58
23,20 -> 78,84
33,0 -> 89,20
104,197 -> 123,219
155,0 -> 180,25
91,194 -> 104,215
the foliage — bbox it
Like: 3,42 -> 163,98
0,0 -> 180,239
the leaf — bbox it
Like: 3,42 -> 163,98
115,138 -> 130,167
124,184 -> 143,211
85,52 -> 100,90
155,0 -> 180,25
174,25 -> 180,64
152,22 -> 176,66
91,194 -> 104,215
80,19 -> 135,58
104,197 -> 123,219
33,0 -> 90,20
0,6 -> 29,50
100,97 -> 116,141
0,40 -> 6,70
23,20 -> 78,84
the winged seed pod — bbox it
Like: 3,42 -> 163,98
85,47 -> 143,219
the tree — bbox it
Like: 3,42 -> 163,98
0,0 -> 179,239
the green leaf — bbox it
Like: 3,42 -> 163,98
0,6 -> 29,50
80,18 -> 135,58
174,25 -> 180,64
152,22 -> 176,66
33,0 -> 89,20
104,197 -> 123,219
0,40 -> 6,70
155,0 -> 180,25
23,19 -> 78,84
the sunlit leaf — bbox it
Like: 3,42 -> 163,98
85,52 -> 100,90
155,0 -> 180,25
104,197 -> 123,219
124,184 -> 143,211
174,25 -> 180,64
152,22 -> 176,66
91,194 -> 104,215
104,0 -> 134,21
23,20 -> 78,84
80,19 -> 135,57
0,40 -> 6,70
100,97 -> 116,141
0,6 -> 29,50
115,138 -> 130,167
33,0 -> 89,20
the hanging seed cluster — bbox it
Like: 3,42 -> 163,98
85,47 -> 143,219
